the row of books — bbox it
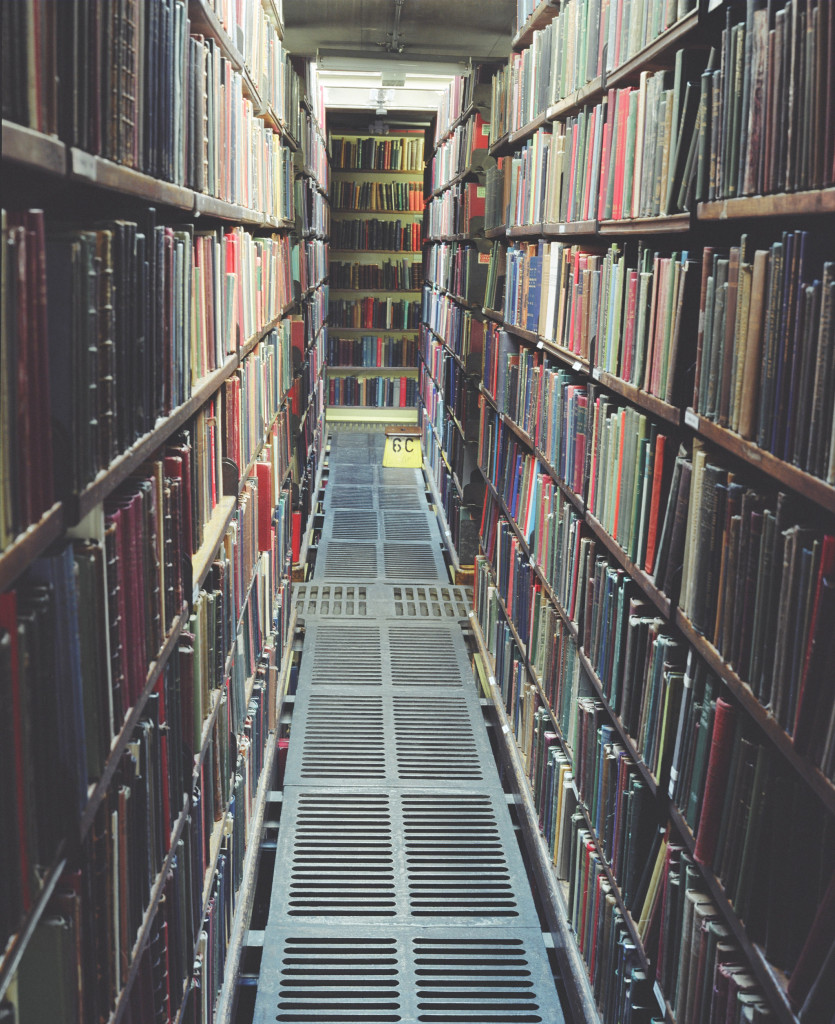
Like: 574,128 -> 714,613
299,110 -> 330,194
331,180 -> 424,213
420,295 -> 485,374
701,1 -> 834,202
430,113 -> 491,192
499,239 -> 697,397
330,258 -> 423,292
493,0 -> 698,141
426,182 -> 487,240
328,298 -> 421,331
477,383 -> 835,782
2,0 -> 300,216
433,66 -> 493,145
326,375 -> 418,409
330,218 -> 422,253
10,588 -> 290,1024
296,178 -> 331,239
303,238 -> 330,292
326,334 -> 419,368
0,211 -> 302,548
419,415 -> 482,563
693,232 -> 835,485
0,443 -> 290,955
419,338 -> 480,445
330,135 -> 425,172
424,242 -> 490,307
476,496 -> 834,1020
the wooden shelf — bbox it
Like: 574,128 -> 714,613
512,0 -> 560,51
508,222 -> 545,238
193,191 -> 268,227
421,461 -> 462,573
332,207 -> 422,215
599,212 -> 692,235
675,610 -> 835,817
0,502 -> 64,592
191,497 -> 238,597
329,287 -> 421,294
468,613 -> 602,1024
541,219 -> 599,236
2,120 -> 66,176
594,370 -> 682,426
325,406 -> 418,423
488,132 -> 511,158
506,109 -> 551,150
605,9 -> 700,89
329,325 -> 418,333
585,512 -> 672,619
328,365 -> 417,374
685,410 -> 835,514
331,167 -> 424,177
0,846 -> 67,998
69,147 -> 194,210
213,611 -> 297,1024
75,355 -> 238,521
328,249 -> 423,256
485,225 -> 508,238
80,605 -> 190,839
666,803 -> 797,1024
546,78 -> 605,123
108,799 -> 191,1024
697,188 -> 835,220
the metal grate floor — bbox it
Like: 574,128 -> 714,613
255,433 -> 565,1024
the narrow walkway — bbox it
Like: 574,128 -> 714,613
253,431 -> 566,1023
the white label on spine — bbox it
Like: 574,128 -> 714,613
684,408 -> 699,430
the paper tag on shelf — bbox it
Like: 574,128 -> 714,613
501,724 -> 510,734
572,360 -> 582,371
489,676 -> 497,688
537,340 -> 544,350
592,366 -> 602,380
653,982 -> 665,1010
684,408 -> 699,430
72,148 -> 97,181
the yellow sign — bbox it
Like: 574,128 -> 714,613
383,429 -> 422,468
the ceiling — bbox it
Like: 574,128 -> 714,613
283,0 -> 515,64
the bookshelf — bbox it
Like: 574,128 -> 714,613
421,67 -> 499,565
473,2 -> 835,1023
0,6 -> 323,1022
327,130 -> 425,425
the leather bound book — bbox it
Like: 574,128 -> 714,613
694,696 -> 736,866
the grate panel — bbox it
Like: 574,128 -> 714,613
379,467 -> 421,486
293,694 -> 387,780
271,790 -> 538,926
378,486 -> 423,510
294,584 -> 369,617
389,625 -> 465,686
328,465 -> 375,486
320,541 -> 379,579
328,485 -> 376,509
308,623 -> 384,685
253,928 -> 564,1024
393,695 -> 484,782
391,586 -> 471,619
284,690 -> 493,788
383,511 -> 432,542
383,543 -> 445,581
331,510 -> 380,541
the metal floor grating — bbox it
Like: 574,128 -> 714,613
257,432 -> 566,1024
283,689 -> 494,787
294,583 -> 472,620
252,927 -> 564,1024
269,789 -> 538,925
297,620 -> 472,690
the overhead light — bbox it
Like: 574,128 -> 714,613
317,50 -> 467,77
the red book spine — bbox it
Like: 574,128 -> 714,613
694,697 -> 737,865
255,461 -> 273,552
291,510 -> 301,562
644,433 -> 667,575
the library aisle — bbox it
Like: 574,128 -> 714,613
252,429 -> 567,1023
